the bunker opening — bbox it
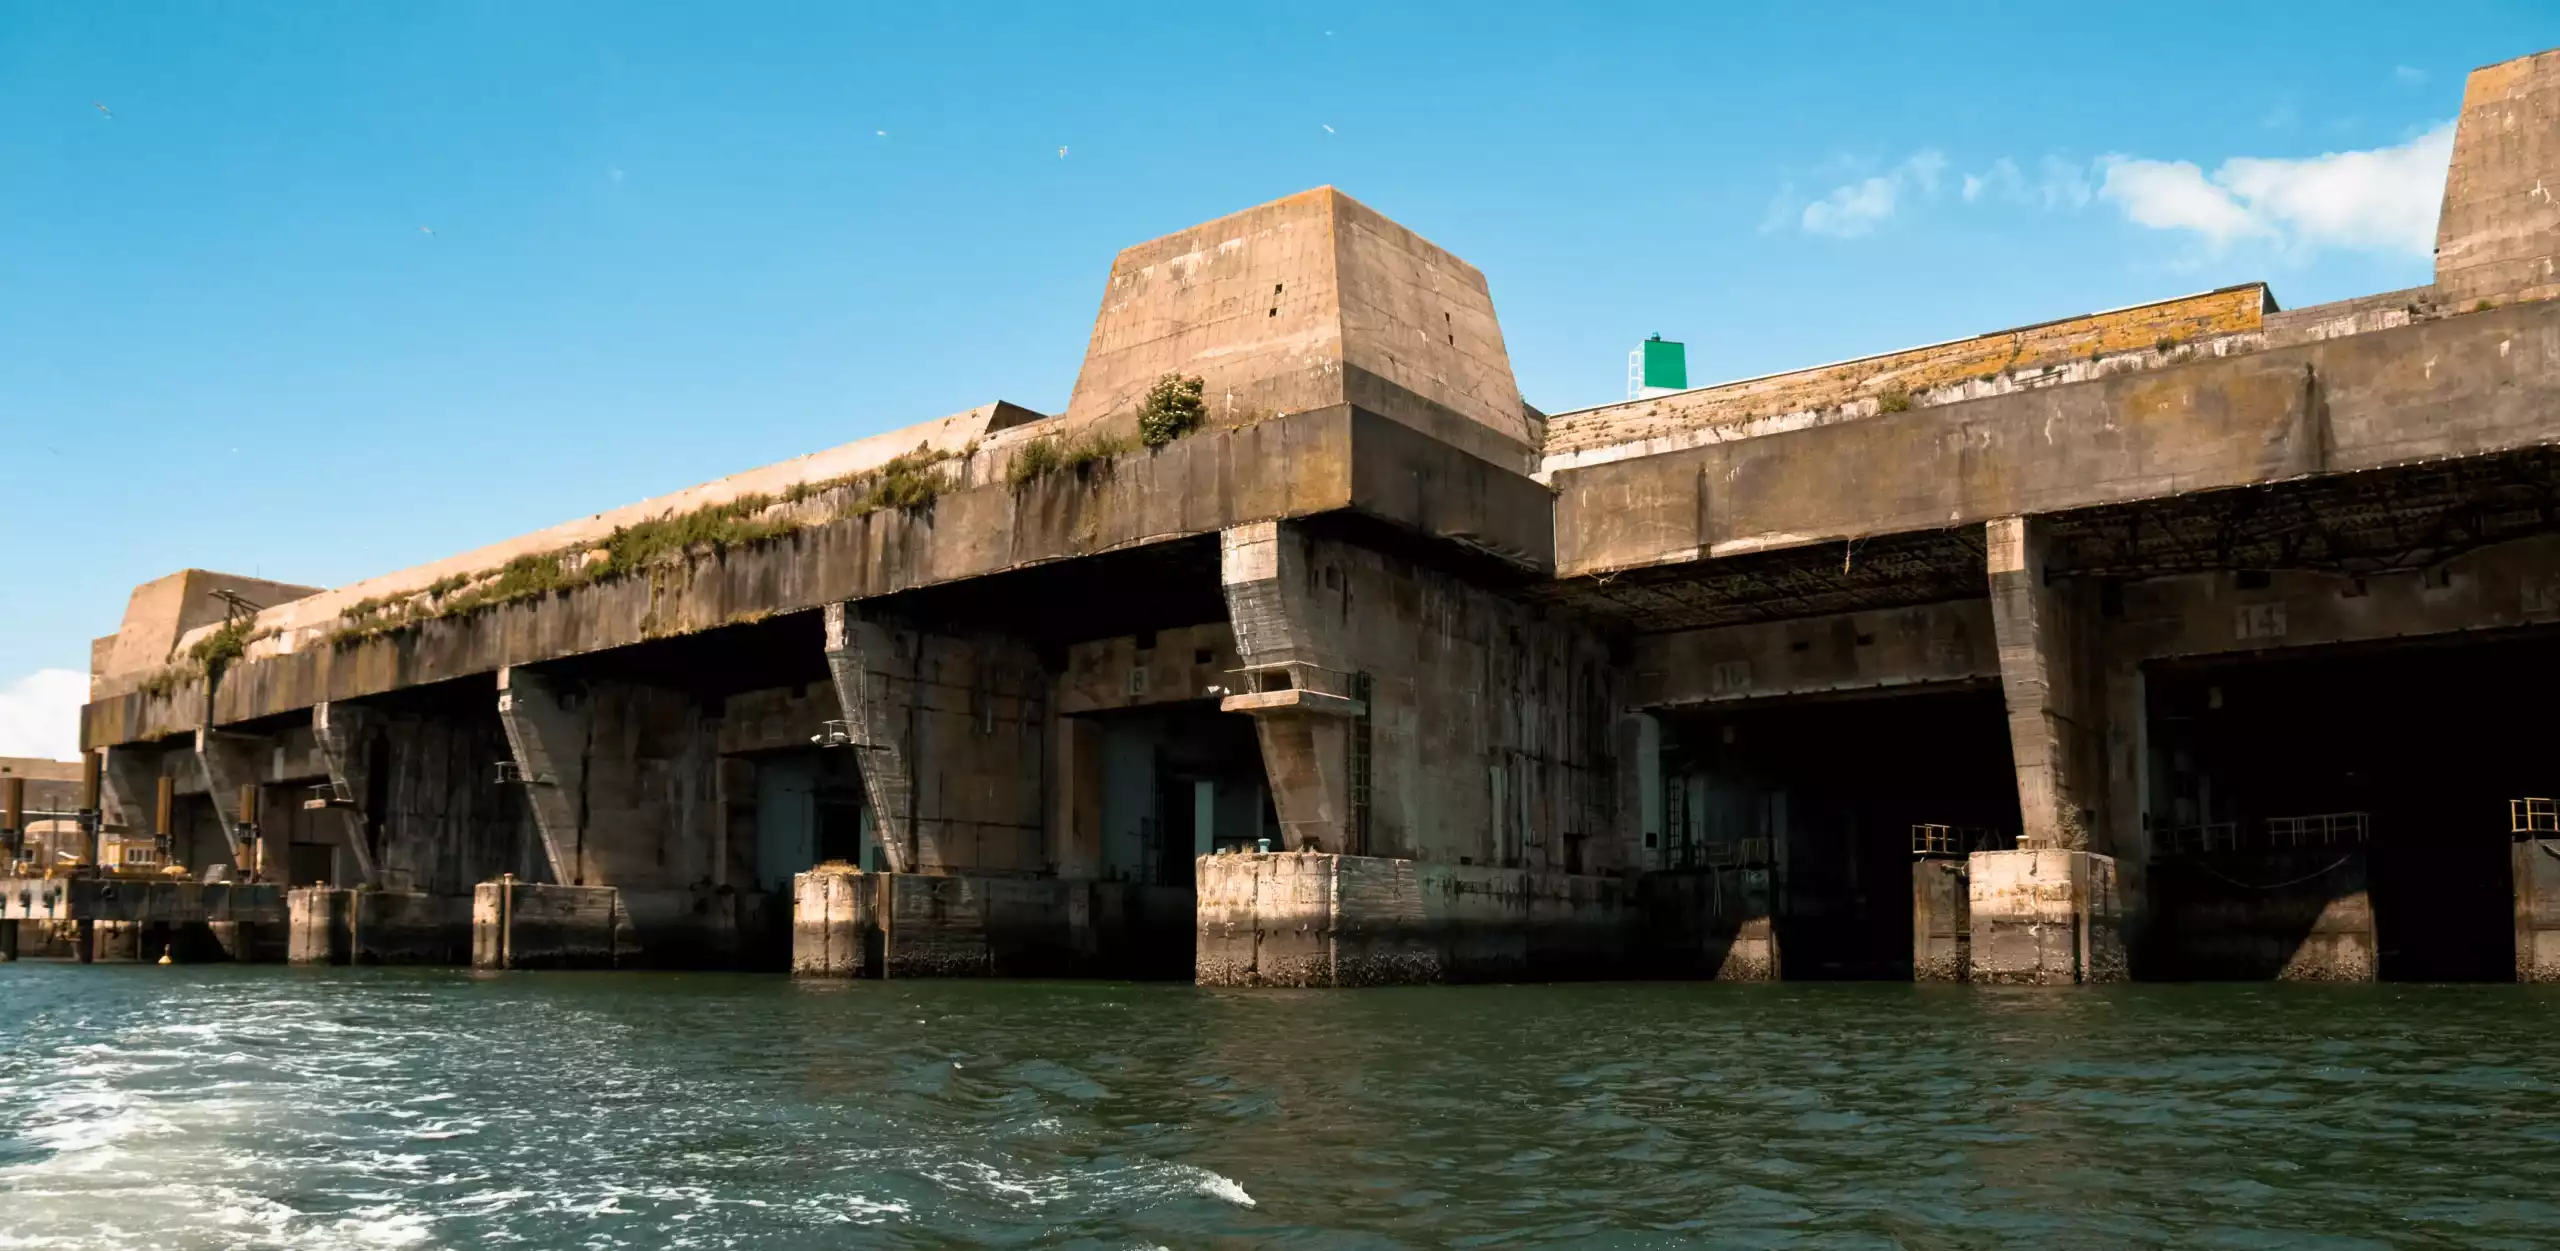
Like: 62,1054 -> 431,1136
2146,629 -> 2560,982
1655,684 -> 2020,979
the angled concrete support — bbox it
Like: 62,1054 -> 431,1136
819,602 -> 1047,875
1987,516 -> 2111,853
822,604 -> 914,873
495,665 -> 585,885
312,701 -> 382,887
193,728 -> 266,875
1218,522 -> 1368,854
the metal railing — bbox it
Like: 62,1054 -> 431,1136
2512,798 -> 2558,835
1910,825 -> 2015,857
2157,813 -> 2368,856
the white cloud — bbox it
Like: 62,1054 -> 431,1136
1799,149 -> 1947,238
0,669 -> 85,761
2097,121 -> 2455,255
1963,156 -> 2092,210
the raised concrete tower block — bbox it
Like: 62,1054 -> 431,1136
495,665 -> 586,885
1063,187 -> 1536,473
2436,49 -> 2560,306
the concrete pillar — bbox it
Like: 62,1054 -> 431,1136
1912,857 -> 1970,981
820,602 -> 1048,875
790,865 -> 873,976
1987,516 -> 2108,852
0,919 -> 17,962
472,878 -> 629,969
1217,523 -> 1366,853
311,702 -> 382,887
2516,838 -> 2560,982
494,666 -> 586,885
1980,516 -> 2127,985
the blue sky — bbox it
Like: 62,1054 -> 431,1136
2,2 -> 2549,756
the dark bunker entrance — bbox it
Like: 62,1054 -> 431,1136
2146,630 -> 2560,981
1657,684 -> 2021,979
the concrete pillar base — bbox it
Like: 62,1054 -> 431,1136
1913,858 -> 1971,982
1198,851 -> 1634,987
1637,868 -> 1780,980
2516,839 -> 2560,983
292,888 -> 472,966
1968,848 -> 2127,985
791,866 -> 874,977
0,918 -> 16,962
472,881 -> 632,970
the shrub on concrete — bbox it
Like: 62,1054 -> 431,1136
1876,387 -> 1913,414
1136,373 -> 1207,447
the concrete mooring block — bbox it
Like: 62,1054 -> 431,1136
472,880 -> 631,970
1198,851 -> 1635,987
2516,839 -> 2560,983
1913,858 -> 1971,982
293,887 -> 472,966
791,865 -> 873,977
1968,848 -> 2127,985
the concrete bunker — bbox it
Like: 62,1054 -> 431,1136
2144,630 -> 2560,982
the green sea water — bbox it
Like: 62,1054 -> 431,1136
3,964 -> 2557,1249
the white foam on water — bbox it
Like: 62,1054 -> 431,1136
1175,1165 -> 1255,1208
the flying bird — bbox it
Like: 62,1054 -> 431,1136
876,129 -> 887,137
418,226 -> 435,235
1322,124 -> 1335,134
1058,146 -> 1068,159
92,101 -> 113,120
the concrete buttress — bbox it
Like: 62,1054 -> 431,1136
495,665 -> 586,886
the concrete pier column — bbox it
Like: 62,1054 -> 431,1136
472,878 -> 630,969
0,919 -> 16,962
1980,516 -> 2127,984
790,865 -> 873,977
2515,838 -> 2560,982
1216,523 -> 1367,854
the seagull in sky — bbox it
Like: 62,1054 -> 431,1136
418,225 -> 435,236
1058,146 -> 1068,159
1322,124 -> 1335,134
93,101 -> 113,120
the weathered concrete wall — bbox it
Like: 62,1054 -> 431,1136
2436,50 -> 2560,306
1968,848 -> 2126,984
1054,624 -> 1239,716
1632,600 -> 1997,709
1220,520 -> 1618,870
1544,286 -> 2271,471
1553,303 -> 2560,579
1196,850 -> 1634,986
823,605 -> 1046,875
1062,187 -> 1534,472
790,864 -> 872,976
91,407 -> 1551,750
791,870 -> 1191,979
2148,851 -> 2374,981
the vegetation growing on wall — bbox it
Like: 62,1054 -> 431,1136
1007,426 -> 1132,487
1876,387 -> 1913,414
323,443 -> 960,648
131,614 -> 268,700
1136,373 -> 1206,447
